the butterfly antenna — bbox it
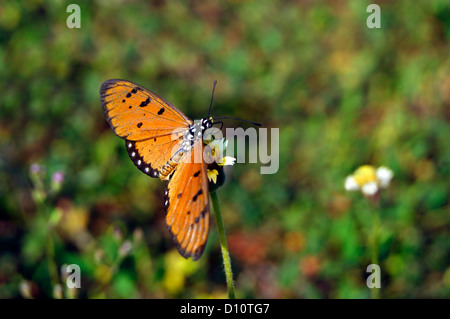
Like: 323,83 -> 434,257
208,80 -> 218,118
213,116 -> 262,127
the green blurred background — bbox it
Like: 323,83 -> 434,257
1,0 -> 449,299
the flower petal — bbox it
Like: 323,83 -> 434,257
345,176 -> 359,191
207,169 -> 218,184
361,182 -> 378,196
218,156 -> 236,166
376,166 -> 393,188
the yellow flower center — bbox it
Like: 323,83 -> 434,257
353,165 -> 377,187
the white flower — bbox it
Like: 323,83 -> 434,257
205,138 -> 226,163
376,166 -> 393,189
361,182 -> 378,196
19,281 -> 33,299
205,138 -> 236,167
204,138 -> 236,184
218,156 -> 236,166
345,165 -> 394,196
345,176 -> 359,191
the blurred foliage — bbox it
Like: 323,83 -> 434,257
0,0 -> 449,299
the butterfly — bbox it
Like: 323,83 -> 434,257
100,79 -> 216,261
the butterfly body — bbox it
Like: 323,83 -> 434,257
158,118 -> 213,181
100,79 -> 213,260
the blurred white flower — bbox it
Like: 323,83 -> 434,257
376,166 -> 394,188
345,165 -> 393,196
53,284 -> 63,299
345,176 -> 359,191
19,280 -> 33,299
361,182 -> 378,196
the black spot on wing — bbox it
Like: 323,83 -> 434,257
192,189 -> 203,202
158,108 -> 165,115
139,97 -> 151,107
200,207 -> 207,218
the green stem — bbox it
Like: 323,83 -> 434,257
42,204 -> 60,290
46,228 -> 59,286
210,191 -> 235,299
370,201 -> 381,299
31,171 -> 61,296
35,196 -> 60,294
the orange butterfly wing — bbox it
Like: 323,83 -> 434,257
100,79 -> 192,178
164,145 -> 210,261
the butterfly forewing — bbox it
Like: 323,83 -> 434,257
101,79 -> 191,178
101,79 -> 192,139
165,146 -> 210,261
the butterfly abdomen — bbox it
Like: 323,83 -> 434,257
159,151 -> 184,180
158,118 -> 213,181
159,128 -> 200,180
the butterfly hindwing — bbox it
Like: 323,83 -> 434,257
101,79 -> 192,178
164,145 -> 210,261
125,135 -> 186,178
